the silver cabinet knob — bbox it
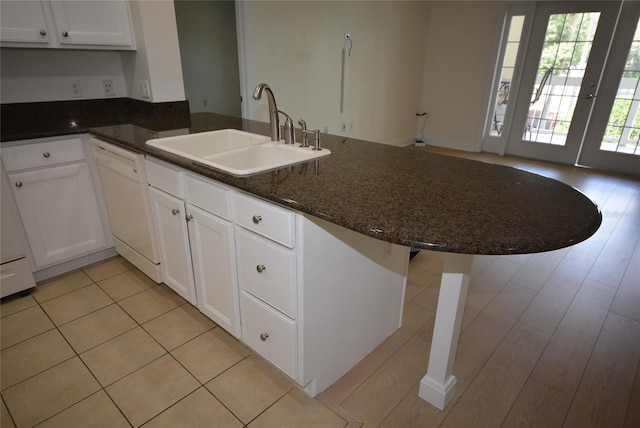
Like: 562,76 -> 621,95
260,333 -> 269,341
252,215 -> 262,224
171,208 -> 180,216
39,29 -> 47,36
256,264 -> 266,273
62,31 -> 69,38
186,214 -> 193,222
15,181 -> 23,188
43,152 -> 51,158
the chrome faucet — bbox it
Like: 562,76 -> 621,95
252,83 -> 280,142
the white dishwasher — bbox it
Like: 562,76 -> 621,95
91,138 -> 162,282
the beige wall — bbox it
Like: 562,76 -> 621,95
1,0 -> 503,153
242,1 -> 430,145
419,1 -> 501,151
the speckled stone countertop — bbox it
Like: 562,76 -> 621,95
86,112 -> 601,255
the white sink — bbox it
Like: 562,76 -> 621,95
146,129 -> 330,176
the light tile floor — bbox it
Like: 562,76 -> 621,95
1,257 -> 348,427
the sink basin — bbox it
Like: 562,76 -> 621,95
146,129 -> 330,176
146,129 -> 271,158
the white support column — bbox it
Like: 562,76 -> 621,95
419,252 -> 474,410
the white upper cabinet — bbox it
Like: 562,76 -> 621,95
0,0 -> 135,50
49,1 -> 133,47
0,1 -> 50,43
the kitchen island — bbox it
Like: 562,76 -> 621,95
86,112 -> 601,410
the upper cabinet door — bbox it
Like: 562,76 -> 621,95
0,1 -> 50,43
50,0 -> 133,47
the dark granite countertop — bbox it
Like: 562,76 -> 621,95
86,112 -> 601,255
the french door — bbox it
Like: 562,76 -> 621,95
506,1 -> 640,176
578,2 -> 640,175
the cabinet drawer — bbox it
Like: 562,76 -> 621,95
236,229 -> 296,318
2,138 -> 85,171
241,291 -> 297,379
185,174 -> 232,220
145,158 -> 184,198
234,193 -> 295,248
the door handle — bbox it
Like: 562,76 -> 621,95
579,93 -> 595,100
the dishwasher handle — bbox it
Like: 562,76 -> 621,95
93,149 -> 141,182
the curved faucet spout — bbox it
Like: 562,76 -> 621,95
253,83 -> 280,142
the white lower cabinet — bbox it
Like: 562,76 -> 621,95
188,204 -> 239,336
148,187 -> 196,304
146,157 -> 409,397
146,158 -> 240,337
2,136 -> 110,269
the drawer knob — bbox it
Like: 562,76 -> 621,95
39,29 -> 47,36
252,215 -> 262,224
172,208 -> 180,216
43,152 -> 51,158
256,264 -> 266,273
62,31 -> 69,38
15,181 -> 23,188
260,332 -> 269,341
186,214 -> 193,222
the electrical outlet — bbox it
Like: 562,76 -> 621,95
70,81 -> 82,98
141,80 -> 151,99
341,122 -> 347,132
102,79 -> 115,96
323,126 -> 329,134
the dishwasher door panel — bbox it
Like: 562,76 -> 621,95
96,161 -> 159,263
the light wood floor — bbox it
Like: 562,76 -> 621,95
318,146 -> 640,428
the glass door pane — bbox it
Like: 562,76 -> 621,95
599,21 -> 640,156
525,12 -> 600,146
490,15 -> 525,137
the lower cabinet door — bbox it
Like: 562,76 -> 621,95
188,204 -> 240,338
241,291 -> 297,379
8,162 -> 107,268
149,187 -> 196,304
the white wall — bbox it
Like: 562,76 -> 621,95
0,49 -> 127,103
240,1 -> 430,145
419,1 -> 501,152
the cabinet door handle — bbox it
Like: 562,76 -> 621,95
186,214 -> 193,222
171,208 -> 180,216
43,152 -> 51,158
256,264 -> 266,273
260,332 -> 269,341
252,215 -> 262,224
39,29 -> 47,36
15,181 -> 23,188
62,31 -> 69,38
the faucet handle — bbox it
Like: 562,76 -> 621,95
277,110 -> 295,144
298,119 -> 308,147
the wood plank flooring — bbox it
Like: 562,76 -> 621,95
319,146 -> 640,427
